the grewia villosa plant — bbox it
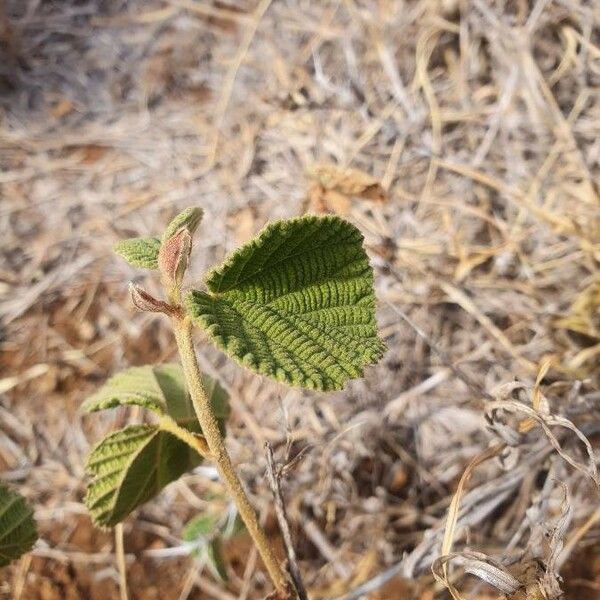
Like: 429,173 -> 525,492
83,208 -> 385,596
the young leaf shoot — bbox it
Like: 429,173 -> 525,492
85,207 -> 384,596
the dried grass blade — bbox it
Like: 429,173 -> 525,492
438,443 -> 506,598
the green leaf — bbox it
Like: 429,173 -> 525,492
186,215 -> 385,391
82,364 -> 230,429
85,424 -> 200,527
182,514 -> 220,543
224,513 -> 245,538
205,538 -> 228,581
162,207 -> 203,243
0,482 -> 37,567
83,365 -> 229,527
182,514 -> 229,581
113,237 -> 161,269
183,511 -> 244,545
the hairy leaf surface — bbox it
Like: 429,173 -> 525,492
85,424 -> 200,527
82,364 -> 229,426
183,513 -> 242,581
83,365 -> 229,527
186,215 -> 385,390
183,514 -> 220,542
0,483 -> 37,567
162,207 -> 203,242
113,237 -> 161,269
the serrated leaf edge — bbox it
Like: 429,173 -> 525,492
84,424 -> 159,528
0,483 -> 37,566
185,215 -> 385,391
113,237 -> 161,269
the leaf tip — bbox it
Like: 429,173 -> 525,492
162,207 -> 204,242
113,237 -> 161,269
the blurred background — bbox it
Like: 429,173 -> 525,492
1,1 -> 599,598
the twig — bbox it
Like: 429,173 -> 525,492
173,318 -> 287,593
437,442 -> 507,598
330,563 -> 403,600
557,505 -> 600,571
205,0 -> 273,170
115,523 -> 129,600
302,517 -> 351,579
12,554 -> 32,600
265,442 -> 308,600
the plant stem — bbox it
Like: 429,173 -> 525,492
115,523 -> 129,600
158,414 -> 210,458
172,317 -> 288,594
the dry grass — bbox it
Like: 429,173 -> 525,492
1,0 -> 599,599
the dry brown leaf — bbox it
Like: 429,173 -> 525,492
519,357 -> 553,434
555,279 -> 600,340
437,444 -> 507,600
79,145 -> 109,164
308,548 -> 379,599
263,581 -> 297,600
306,163 -> 387,215
227,205 -> 258,244
554,280 -> 600,377
307,186 -> 351,215
307,163 -> 387,200
51,98 -> 74,119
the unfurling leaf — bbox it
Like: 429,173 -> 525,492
159,228 -> 192,288
113,237 -> 161,269
129,283 -> 176,315
82,363 -> 229,425
85,424 -> 201,527
162,207 -> 203,243
0,482 -> 37,567
186,215 -> 385,391
83,364 -> 229,526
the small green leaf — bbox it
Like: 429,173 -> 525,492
183,511 -> 244,546
186,215 -> 385,391
82,364 -> 229,429
83,366 -> 168,414
162,207 -> 203,243
182,514 -> 220,544
223,513 -> 245,538
205,537 -> 228,581
0,482 -> 37,567
84,365 -> 229,526
85,424 -> 200,527
182,514 -> 230,581
113,237 -> 161,269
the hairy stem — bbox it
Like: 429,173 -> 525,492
115,523 -> 129,600
172,317 -> 288,594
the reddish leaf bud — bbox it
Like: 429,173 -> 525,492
129,283 -> 176,315
158,228 -> 192,289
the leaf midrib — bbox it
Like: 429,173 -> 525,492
223,299 -> 363,381
0,509 -> 34,545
